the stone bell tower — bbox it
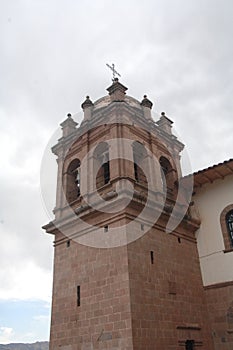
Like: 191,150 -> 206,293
43,79 -> 214,350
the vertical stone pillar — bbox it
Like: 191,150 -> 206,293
54,155 -> 66,219
60,114 -> 78,138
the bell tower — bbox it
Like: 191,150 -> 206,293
43,79 -> 214,350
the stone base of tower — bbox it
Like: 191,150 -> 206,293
48,225 -> 215,350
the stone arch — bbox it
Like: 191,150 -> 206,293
93,142 -> 110,189
64,158 -> 81,204
159,156 -> 177,192
132,141 -> 148,186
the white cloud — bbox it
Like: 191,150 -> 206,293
0,261 -> 52,302
0,327 -> 14,344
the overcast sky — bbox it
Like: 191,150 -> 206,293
0,0 -> 233,343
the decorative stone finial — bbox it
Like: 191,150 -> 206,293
140,95 -> 153,109
81,96 -> 94,110
157,111 -> 173,135
81,96 -> 94,122
160,111 -> 173,124
106,79 -> 128,102
60,113 -> 78,138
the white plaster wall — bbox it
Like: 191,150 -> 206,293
194,174 -> 233,286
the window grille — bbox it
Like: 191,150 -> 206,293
226,210 -> 233,246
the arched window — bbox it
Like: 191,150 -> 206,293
220,204 -> 233,251
132,141 -> 147,185
226,210 -> 233,247
94,142 -> 110,189
159,156 -> 173,192
65,159 -> 81,203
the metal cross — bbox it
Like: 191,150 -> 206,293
106,63 -> 121,81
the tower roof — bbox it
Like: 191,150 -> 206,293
93,94 -> 142,111
90,79 -> 152,113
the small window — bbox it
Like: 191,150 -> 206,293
150,251 -> 154,264
77,285 -> 80,307
226,210 -> 233,247
185,340 -> 194,350
66,240 -> 70,248
104,225 -> 109,233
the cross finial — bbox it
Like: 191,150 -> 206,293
106,63 -> 121,81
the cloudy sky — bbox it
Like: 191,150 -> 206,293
0,0 -> 233,343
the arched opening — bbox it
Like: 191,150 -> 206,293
132,141 -> 147,185
226,210 -> 233,247
159,156 -> 174,192
65,158 -> 81,203
94,142 -> 110,189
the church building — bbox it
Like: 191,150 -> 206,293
43,78 -> 233,350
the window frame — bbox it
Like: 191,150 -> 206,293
220,204 -> 233,252
226,210 -> 233,246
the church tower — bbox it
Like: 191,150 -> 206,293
43,79 -> 214,349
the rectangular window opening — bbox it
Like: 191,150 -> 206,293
141,223 -> 144,231
185,339 -> 194,350
150,251 -> 154,264
77,285 -> 80,307
178,237 -> 181,243
104,225 -> 109,233
66,240 -> 70,248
